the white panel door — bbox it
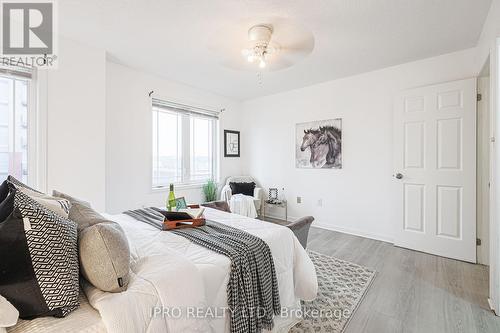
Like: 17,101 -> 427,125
394,78 -> 476,262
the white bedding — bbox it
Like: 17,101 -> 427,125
8,291 -> 106,333
85,208 -> 318,333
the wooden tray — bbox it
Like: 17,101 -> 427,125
163,216 -> 206,230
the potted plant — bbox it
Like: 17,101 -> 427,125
202,179 -> 218,203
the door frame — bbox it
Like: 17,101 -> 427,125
487,39 -> 500,315
477,70 -> 490,266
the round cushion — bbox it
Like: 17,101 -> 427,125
79,222 -> 130,293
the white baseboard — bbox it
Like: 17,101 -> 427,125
488,298 -> 497,315
312,222 -> 394,244
262,213 -> 394,244
262,213 -> 298,222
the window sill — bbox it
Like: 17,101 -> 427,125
151,183 -> 205,193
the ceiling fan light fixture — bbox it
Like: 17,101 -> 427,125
208,17 -> 314,73
243,24 -> 274,69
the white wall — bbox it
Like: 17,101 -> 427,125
241,48 -> 476,242
44,37 -> 106,211
105,62 -> 243,213
475,0 -> 500,71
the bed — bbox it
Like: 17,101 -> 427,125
8,292 -> 106,333
9,207 -> 317,333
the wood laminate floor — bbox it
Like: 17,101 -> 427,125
305,226 -> 500,333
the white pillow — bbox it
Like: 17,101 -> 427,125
0,295 -> 19,328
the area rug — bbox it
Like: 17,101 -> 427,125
289,251 -> 376,333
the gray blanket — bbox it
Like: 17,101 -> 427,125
123,207 -> 281,333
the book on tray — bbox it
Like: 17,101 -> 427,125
162,207 -> 205,221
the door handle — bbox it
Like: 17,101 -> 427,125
394,173 -> 403,180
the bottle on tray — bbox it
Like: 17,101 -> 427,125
167,183 -> 176,211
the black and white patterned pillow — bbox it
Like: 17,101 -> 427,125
7,175 -> 42,194
7,176 -> 71,218
0,188 -> 79,318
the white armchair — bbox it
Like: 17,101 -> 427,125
221,176 -> 263,215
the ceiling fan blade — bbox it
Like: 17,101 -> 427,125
279,39 -> 315,52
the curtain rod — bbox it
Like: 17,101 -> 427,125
149,90 -> 225,113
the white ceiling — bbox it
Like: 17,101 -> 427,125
59,0 -> 492,101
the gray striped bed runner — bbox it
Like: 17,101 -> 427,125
123,207 -> 281,333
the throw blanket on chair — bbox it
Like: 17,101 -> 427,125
229,194 -> 258,218
123,208 -> 281,333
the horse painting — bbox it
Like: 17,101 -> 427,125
296,119 -> 342,169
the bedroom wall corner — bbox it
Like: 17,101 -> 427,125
45,36 -> 107,211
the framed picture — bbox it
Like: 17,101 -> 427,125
268,188 -> 278,200
174,197 -> 187,210
224,130 -> 240,157
296,118 -> 342,169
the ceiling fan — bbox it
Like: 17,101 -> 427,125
207,18 -> 315,72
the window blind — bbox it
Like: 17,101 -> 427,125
152,98 -> 220,120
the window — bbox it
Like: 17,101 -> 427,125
152,99 -> 218,188
0,65 -> 34,184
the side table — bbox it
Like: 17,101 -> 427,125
262,200 -> 288,221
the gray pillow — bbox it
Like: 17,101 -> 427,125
52,190 -> 99,231
79,222 -> 130,293
52,190 -> 130,293
52,190 -> 91,208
